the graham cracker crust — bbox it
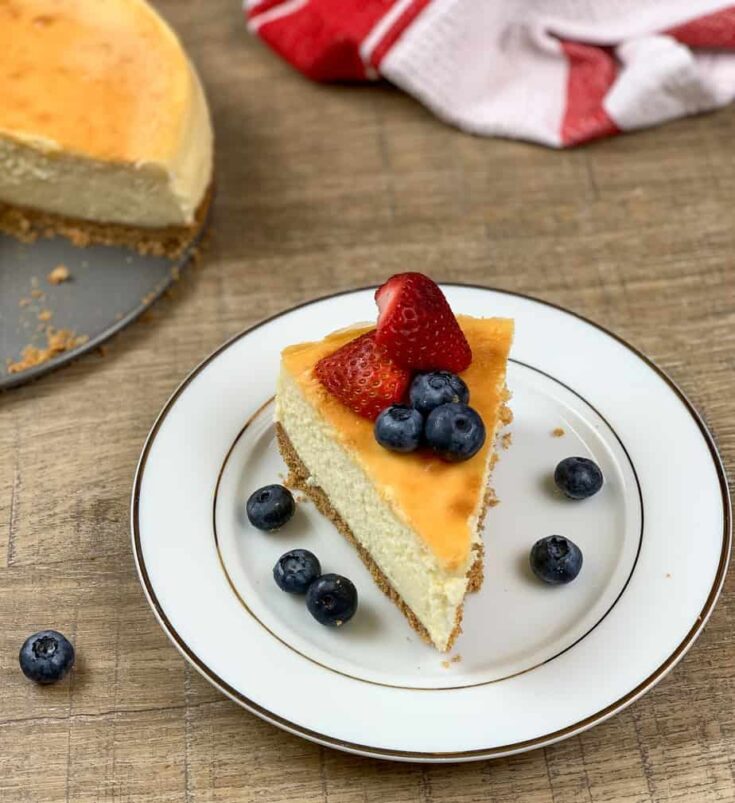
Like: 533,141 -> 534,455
275,421 -> 506,652
0,183 -> 213,260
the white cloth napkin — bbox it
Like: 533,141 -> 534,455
246,0 -> 735,146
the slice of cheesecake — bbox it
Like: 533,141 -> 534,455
276,316 -> 513,651
0,0 -> 213,257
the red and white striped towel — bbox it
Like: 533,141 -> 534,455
246,0 -> 735,147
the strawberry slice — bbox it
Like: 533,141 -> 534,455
375,273 -> 472,372
315,331 -> 412,420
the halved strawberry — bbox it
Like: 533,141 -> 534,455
375,273 -> 472,372
315,331 -> 411,420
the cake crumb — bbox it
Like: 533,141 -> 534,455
551,427 -> 566,438
451,654 -> 462,664
665,572 -> 672,578
30,288 -> 45,300
65,227 -> 92,248
441,660 -> 451,669
37,309 -> 53,323
501,432 -> 512,450
7,327 -> 88,374
47,265 -> 71,285
18,297 -> 31,308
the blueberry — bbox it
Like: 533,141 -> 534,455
409,372 -> 469,417
374,405 -> 423,452
424,402 -> 486,462
246,484 -> 295,530
306,574 -> 358,627
273,549 -> 321,594
19,630 -> 75,684
554,457 -> 603,500
530,536 -> 583,585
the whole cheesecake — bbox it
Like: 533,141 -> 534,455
0,0 -> 213,256
276,316 -> 513,651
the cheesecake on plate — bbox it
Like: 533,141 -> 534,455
275,276 -> 513,651
0,0 -> 213,257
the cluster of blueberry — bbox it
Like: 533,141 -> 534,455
374,371 -> 485,462
247,484 -> 358,626
530,456 -> 604,585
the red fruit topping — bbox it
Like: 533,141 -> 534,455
374,273 -> 472,372
315,331 -> 412,420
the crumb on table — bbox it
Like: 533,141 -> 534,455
18,297 -> 31,308
6,328 -> 89,374
30,288 -> 45,300
37,309 -> 53,322
47,265 -> 71,285
501,432 -> 512,450
551,427 -> 566,438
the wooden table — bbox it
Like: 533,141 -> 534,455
1,2 -> 733,800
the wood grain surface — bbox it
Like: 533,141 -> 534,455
1,1 -> 733,800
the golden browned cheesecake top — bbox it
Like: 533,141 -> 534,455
281,315 -> 514,570
0,0 -> 193,163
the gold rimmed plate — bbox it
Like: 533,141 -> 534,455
131,285 -> 730,762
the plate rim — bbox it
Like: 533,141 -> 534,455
130,283 -> 732,762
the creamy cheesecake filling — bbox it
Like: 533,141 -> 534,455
277,369 -> 488,651
0,139 -> 191,228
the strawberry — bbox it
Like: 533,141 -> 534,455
315,331 -> 411,420
374,273 -> 472,372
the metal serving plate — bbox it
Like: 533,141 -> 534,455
0,230 -> 202,391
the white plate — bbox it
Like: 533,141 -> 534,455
131,285 -> 730,762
